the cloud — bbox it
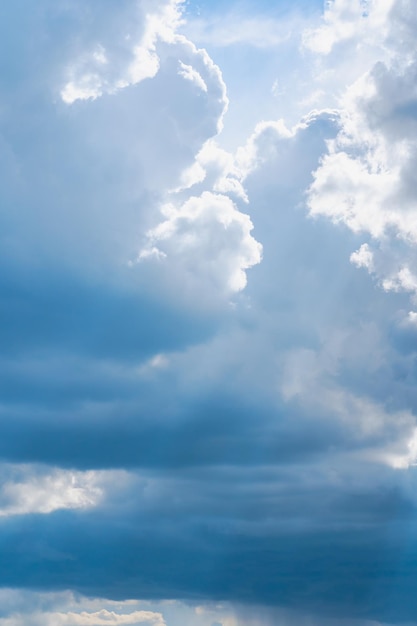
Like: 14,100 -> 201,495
3,0 -> 417,625
60,0 -> 183,103
0,609 -> 165,626
0,593 -> 406,626
0,465 -> 105,516
302,0 -> 395,54
0,95 -> 415,624
178,62 -> 208,92
138,191 -> 262,296
0,0 -> 228,289
0,57 -> 415,622
306,0 -> 417,318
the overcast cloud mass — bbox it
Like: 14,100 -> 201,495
2,0 -> 417,624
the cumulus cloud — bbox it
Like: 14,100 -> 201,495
0,609 -> 164,626
306,0 -> 417,318
303,0 -> 395,55
178,61 -> 208,92
0,594 -> 404,626
0,0 -> 229,295
60,0 -> 183,103
138,191 -> 262,295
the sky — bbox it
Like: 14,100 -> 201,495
1,0 -> 417,624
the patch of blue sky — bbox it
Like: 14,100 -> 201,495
184,0 -> 324,18
181,0 -> 328,148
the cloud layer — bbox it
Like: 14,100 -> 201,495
2,1 -> 417,625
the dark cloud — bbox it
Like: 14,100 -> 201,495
0,266 -> 215,361
0,475 -> 415,622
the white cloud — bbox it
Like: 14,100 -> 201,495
0,465 -> 129,516
60,1 -> 183,103
0,610 -> 165,626
0,0 -> 231,292
386,427 -> 417,469
235,119 -> 294,177
0,594 -> 402,626
303,0 -> 395,55
61,73 -> 104,104
178,61 -> 207,92
350,243 -> 375,270
138,191 -> 262,296
47,609 -> 164,626
172,139 -> 248,200
174,160 -> 207,192
381,265 -> 417,296
306,0 -> 417,312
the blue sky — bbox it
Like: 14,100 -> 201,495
1,0 -> 417,625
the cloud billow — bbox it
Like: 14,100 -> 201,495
2,1 -> 417,625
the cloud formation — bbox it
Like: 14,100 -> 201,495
307,0 -> 417,317
0,609 -> 165,626
0,466 -> 105,516
2,0 -> 417,625
139,191 -> 262,295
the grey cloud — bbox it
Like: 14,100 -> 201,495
0,473 -> 416,623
